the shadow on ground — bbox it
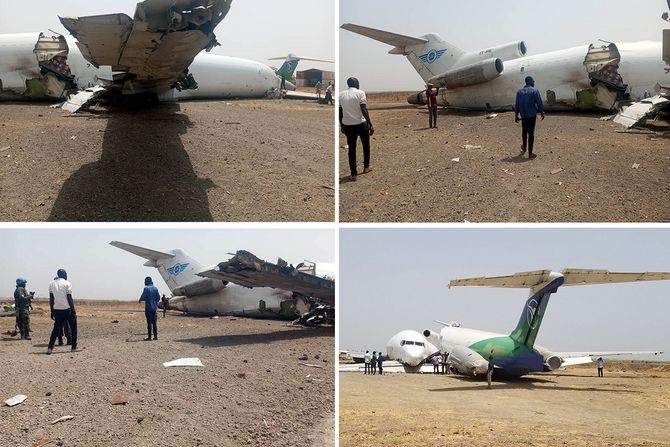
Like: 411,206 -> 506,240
176,327 -> 333,347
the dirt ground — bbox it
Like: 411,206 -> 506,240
0,301 -> 334,447
339,93 -> 670,222
0,99 -> 335,222
339,362 -> 670,447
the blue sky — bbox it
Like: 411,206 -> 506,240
340,0 -> 668,91
0,228 -> 334,300
340,228 -> 670,361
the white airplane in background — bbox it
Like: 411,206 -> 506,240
110,241 -> 335,323
374,269 -> 666,378
0,0 -> 331,109
341,23 -> 670,111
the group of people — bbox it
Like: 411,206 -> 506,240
10,272 -> 170,353
339,75 -> 546,181
316,80 -> 335,105
431,352 -> 451,374
362,349 -> 384,375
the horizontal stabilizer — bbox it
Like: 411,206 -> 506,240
449,269 -> 670,290
268,54 -> 334,63
110,241 -> 174,261
341,23 -> 427,50
559,351 -> 663,367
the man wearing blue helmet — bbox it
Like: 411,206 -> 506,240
14,277 -> 31,340
47,269 -> 78,354
139,276 -> 161,341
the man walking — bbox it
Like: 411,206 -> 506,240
339,77 -> 374,181
47,269 -> 78,354
315,80 -> 322,100
425,83 -> 440,128
161,294 -> 169,318
597,357 -> 604,377
363,349 -> 371,374
514,76 -> 545,159
14,278 -> 31,340
139,276 -> 160,341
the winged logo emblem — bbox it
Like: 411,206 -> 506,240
419,49 -> 447,64
167,263 -> 190,276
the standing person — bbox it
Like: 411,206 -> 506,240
280,74 -> 286,91
371,351 -> 378,375
315,80 -> 322,100
325,82 -> 334,105
161,294 -> 169,318
442,351 -> 449,374
425,83 -> 440,128
432,354 -> 440,374
47,269 -> 78,354
377,352 -> 384,375
13,278 -> 31,340
597,357 -> 604,377
339,77 -> 374,181
487,353 -> 495,389
50,277 -> 71,346
139,276 -> 160,341
514,76 -> 545,159
363,350 -> 371,374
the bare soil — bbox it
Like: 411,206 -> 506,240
0,302 -> 334,447
339,94 -> 670,222
340,362 -> 670,447
0,99 -> 335,222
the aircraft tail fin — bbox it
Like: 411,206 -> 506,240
110,241 -> 204,294
270,54 -> 334,81
341,23 -> 464,83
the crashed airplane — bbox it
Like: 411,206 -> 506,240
110,241 -> 335,324
341,23 -> 670,111
0,0 -> 324,109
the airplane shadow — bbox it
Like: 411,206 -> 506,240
175,327 -> 333,348
48,103 -> 214,221
428,376 -> 641,393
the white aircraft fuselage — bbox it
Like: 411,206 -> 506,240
0,32 -> 282,101
385,329 -> 439,369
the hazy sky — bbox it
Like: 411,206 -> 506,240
340,228 -> 670,362
1,0 -> 335,72
0,228 -> 334,301
340,0 -> 669,91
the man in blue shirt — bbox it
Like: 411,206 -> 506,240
139,276 -> 161,341
514,76 -> 545,159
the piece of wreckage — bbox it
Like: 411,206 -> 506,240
0,0 -> 230,111
198,251 -> 335,326
110,241 -> 335,326
341,23 -> 669,112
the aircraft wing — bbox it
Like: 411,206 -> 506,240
283,91 -> 321,100
558,351 -> 664,367
268,55 -> 334,63
197,250 -> 335,305
60,0 -> 231,94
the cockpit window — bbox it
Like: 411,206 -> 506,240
416,342 -> 425,347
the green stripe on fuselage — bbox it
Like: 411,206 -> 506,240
468,336 -> 534,359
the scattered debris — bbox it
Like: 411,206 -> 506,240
451,157 -> 460,162
263,419 -> 269,428
298,355 -> 309,361
270,138 -> 286,144
550,168 -> 564,175
486,113 -> 498,119
70,136 -> 77,140
4,394 -> 27,407
235,372 -> 246,378
111,320 -> 119,324
632,163 -> 641,169
321,184 -> 335,191
111,395 -> 128,405
163,357 -> 204,367
210,316 -> 219,319
62,85 -> 106,113
503,169 -> 515,176
32,435 -> 53,447
613,95 -> 670,128
0,146 -> 10,152
50,415 -> 74,425
462,144 -> 482,150
299,363 -> 324,369
416,168 -> 425,172
556,181 -> 563,186
405,124 -> 412,128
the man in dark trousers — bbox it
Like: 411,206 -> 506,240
139,276 -> 160,340
377,352 -> 384,375
47,269 -> 78,354
14,278 -> 31,340
514,76 -> 545,159
425,83 -> 440,128
339,77 -> 374,181
161,294 -> 169,318
597,357 -> 604,377
487,352 -> 495,389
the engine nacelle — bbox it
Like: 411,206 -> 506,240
544,355 -> 562,371
448,345 -> 488,376
428,57 -> 504,89
422,329 -> 441,350
173,278 -> 225,297
467,41 -> 527,63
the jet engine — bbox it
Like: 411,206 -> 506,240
471,41 -> 527,62
422,329 -> 441,350
173,277 -> 225,297
448,345 -> 489,376
428,57 -> 504,89
543,355 -> 562,371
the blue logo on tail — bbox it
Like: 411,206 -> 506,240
167,263 -> 189,276
419,49 -> 447,64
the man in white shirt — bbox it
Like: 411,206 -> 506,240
339,77 -> 374,181
363,349 -> 371,374
47,269 -> 78,354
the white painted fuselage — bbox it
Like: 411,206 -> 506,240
385,329 -> 439,367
